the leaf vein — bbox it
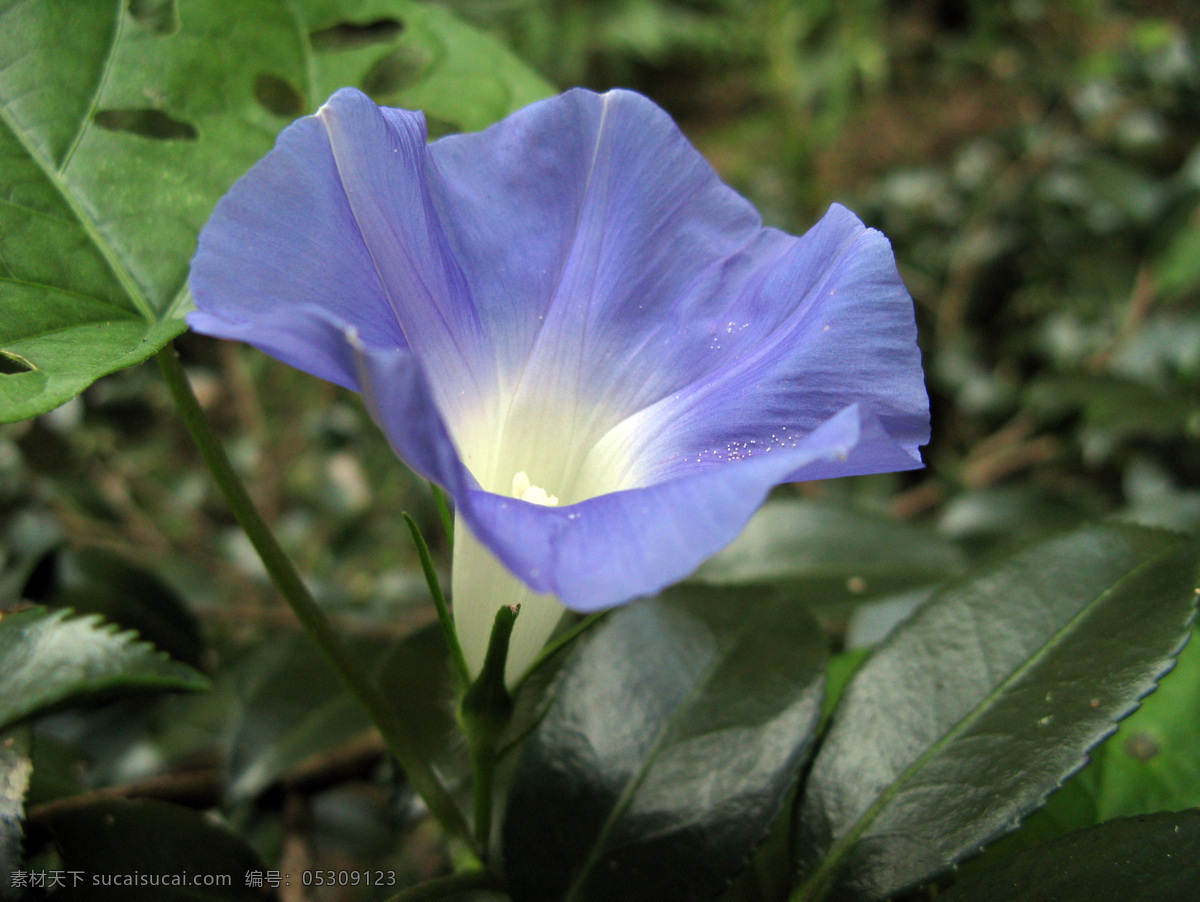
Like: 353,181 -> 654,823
797,540 -> 1182,900
565,608 -> 762,901
58,0 -> 125,174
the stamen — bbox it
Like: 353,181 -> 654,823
512,471 -> 559,506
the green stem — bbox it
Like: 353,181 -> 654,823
156,346 -> 474,851
384,870 -> 504,902
459,604 -> 518,856
402,511 -> 470,690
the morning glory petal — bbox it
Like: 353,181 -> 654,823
189,104 -> 403,391
188,86 -> 930,682
352,342 -> 869,679
316,90 -> 494,429
424,88 -> 763,393
420,90 -> 925,505
601,204 -> 930,488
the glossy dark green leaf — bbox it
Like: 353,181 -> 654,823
504,586 -> 828,902
0,0 -> 551,424
938,485 -> 1100,553
1098,625 -> 1200,819
45,798 -> 265,901
791,524 -> 1200,902
694,500 -> 965,606
0,607 -> 208,733
497,621 -> 582,757
715,795 -> 797,902
939,809 -> 1200,902
948,759 -> 1103,885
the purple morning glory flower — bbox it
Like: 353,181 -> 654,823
188,87 -> 929,683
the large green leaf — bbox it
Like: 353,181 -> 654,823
694,500 -> 965,606
0,606 -> 208,732
948,754 -> 1104,884
0,0 -> 551,424
791,524 -> 1200,902
939,809 -> 1200,902
504,586 -> 828,902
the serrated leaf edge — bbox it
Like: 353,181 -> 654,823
0,605 -> 209,731
793,531 -> 1199,901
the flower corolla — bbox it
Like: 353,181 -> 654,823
188,88 -> 929,684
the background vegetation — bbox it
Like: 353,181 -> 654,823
2,0 -> 1198,898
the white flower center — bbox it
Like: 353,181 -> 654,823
512,471 -> 559,506
448,386 -> 644,684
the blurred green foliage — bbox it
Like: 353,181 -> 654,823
2,0 -> 1198,896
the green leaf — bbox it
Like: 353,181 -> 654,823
26,547 -> 206,670
939,809 -> 1200,902
0,0 -> 551,424
694,500 -> 965,606
0,0 -> 287,423
504,585 -> 828,902
1098,625 -> 1200,819
1027,374 -> 1197,442
1153,208 -> 1200,298
949,759 -> 1103,884
44,798 -> 266,901
820,647 -> 871,723
498,619 -> 585,757
791,524 -> 1200,902
938,484 -> 1100,553
0,606 -> 208,733
299,0 -> 553,131
375,621 -> 469,781
226,633 -> 373,800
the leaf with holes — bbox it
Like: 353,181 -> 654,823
790,524 -> 1200,902
0,0 -> 551,423
0,606 -> 208,733
300,0 -> 553,132
503,585 -> 827,902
